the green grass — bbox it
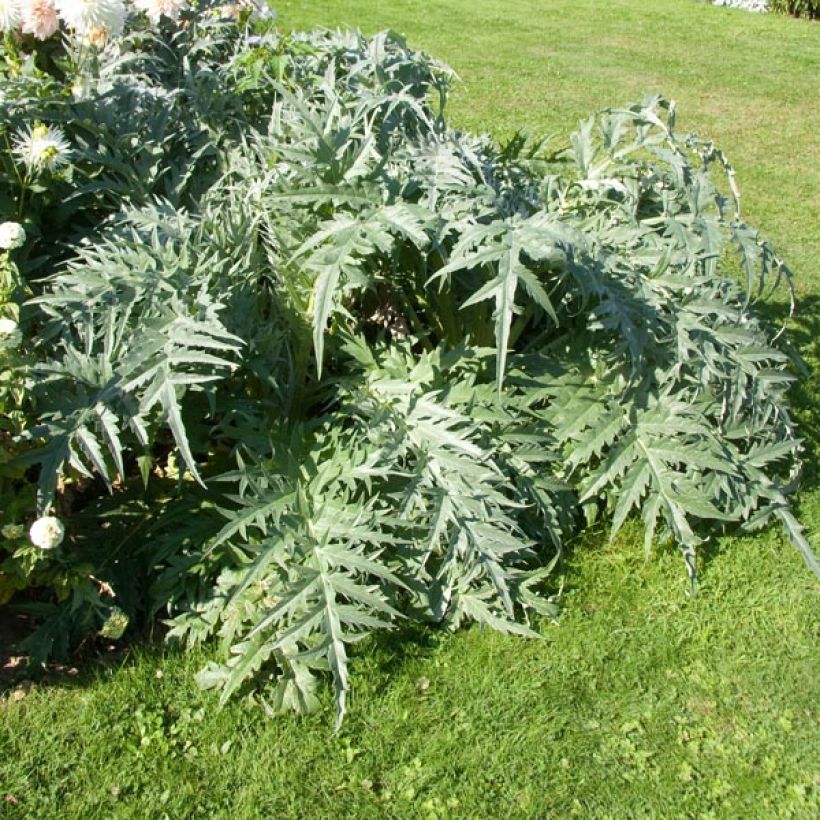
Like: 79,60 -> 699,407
2,1 -> 818,816
2,533 -> 818,817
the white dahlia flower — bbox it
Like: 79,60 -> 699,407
29,515 -> 65,550
0,221 -> 26,250
13,123 -> 71,173
0,0 -> 22,32
20,0 -> 59,39
54,0 -> 125,38
133,0 -> 185,24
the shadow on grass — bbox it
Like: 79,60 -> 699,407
0,610 -> 172,700
757,292 -> 819,474
783,293 -> 820,491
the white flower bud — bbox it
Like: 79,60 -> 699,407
29,515 -> 65,550
99,606 -> 129,639
1,523 -> 25,540
0,317 -> 22,347
0,221 -> 26,250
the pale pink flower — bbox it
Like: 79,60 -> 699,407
133,0 -> 186,24
20,0 -> 59,39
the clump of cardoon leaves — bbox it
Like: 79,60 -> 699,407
14,27 -> 818,725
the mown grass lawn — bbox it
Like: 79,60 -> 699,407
2,1 -> 818,817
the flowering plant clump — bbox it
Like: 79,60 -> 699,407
0,0 -> 189,42
0,1 -> 275,663
0,11 -> 816,724
0,0 -> 275,45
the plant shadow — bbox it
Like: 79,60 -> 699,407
0,609 -> 170,700
757,292 -> 820,487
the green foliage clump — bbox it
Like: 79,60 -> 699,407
1,18 -> 816,724
768,0 -> 818,19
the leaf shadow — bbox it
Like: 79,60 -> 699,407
0,609 -> 167,701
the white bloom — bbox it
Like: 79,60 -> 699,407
0,221 -> 26,250
133,0 -> 185,24
246,0 -> 275,21
29,515 -> 65,550
0,0 -> 22,32
54,0 -> 125,37
0,318 -> 22,347
13,123 -> 71,174
20,0 -> 59,39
